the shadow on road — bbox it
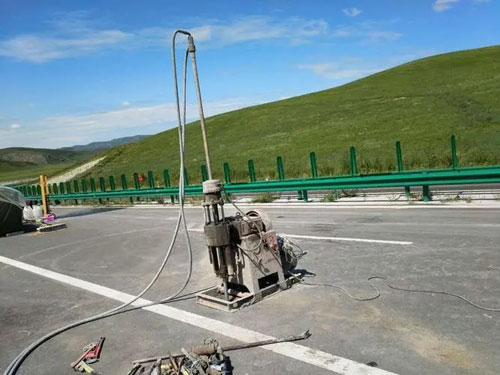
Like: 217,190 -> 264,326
54,207 -> 125,219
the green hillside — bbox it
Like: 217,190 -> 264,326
84,46 -> 500,183
0,147 -> 91,183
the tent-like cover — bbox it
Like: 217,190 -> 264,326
0,186 -> 25,236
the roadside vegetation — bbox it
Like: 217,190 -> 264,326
5,46 -> 500,186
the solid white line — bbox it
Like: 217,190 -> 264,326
188,228 -> 412,245
0,255 -> 397,375
285,234 -> 413,245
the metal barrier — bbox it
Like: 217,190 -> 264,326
15,135 -> 500,203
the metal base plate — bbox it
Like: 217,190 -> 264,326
196,276 -> 299,312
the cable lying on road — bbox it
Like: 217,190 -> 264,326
3,31 -> 196,375
284,238 -> 500,312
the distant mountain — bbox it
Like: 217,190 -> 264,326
61,135 -> 149,152
0,134 -> 150,183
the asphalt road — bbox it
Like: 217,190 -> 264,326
1,204 -> 499,375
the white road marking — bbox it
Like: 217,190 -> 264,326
0,255 -> 397,375
284,234 -> 413,245
188,228 -> 412,245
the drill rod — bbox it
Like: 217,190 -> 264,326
132,330 -> 311,365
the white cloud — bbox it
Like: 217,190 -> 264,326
343,7 -> 362,17
0,97 -> 266,148
0,16 -> 329,63
297,51 -> 434,81
332,22 -> 403,42
0,30 -> 132,63
433,0 -> 460,12
122,101 -> 131,107
297,62 -> 379,80
10,123 -> 21,129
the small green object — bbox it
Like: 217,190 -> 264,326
52,184 -> 58,195
109,176 -> 116,191
396,141 -> 404,172
277,156 -> 285,180
59,182 -> 65,194
302,190 -> 309,202
451,135 -> 458,169
223,162 -> 231,184
309,152 -> 318,178
65,182 -> 71,194
133,173 -> 140,189
422,185 -> 431,202
81,179 -> 87,193
73,180 -> 79,193
121,174 -> 128,190
184,168 -> 189,186
90,178 -> 96,192
201,165 -> 208,182
349,146 -> 358,175
147,170 -> 154,188
163,169 -> 171,187
99,177 -> 106,192
248,159 -> 256,182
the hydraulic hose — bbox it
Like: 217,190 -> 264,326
3,30 -> 197,375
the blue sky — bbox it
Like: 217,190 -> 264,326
0,0 -> 498,149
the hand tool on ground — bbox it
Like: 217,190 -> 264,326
132,330 -> 311,365
84,337 -> 105,364
71,344 -> 97,370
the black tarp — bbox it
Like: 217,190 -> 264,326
0,186 -> 25,236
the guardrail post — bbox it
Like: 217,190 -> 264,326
309,152 -> 318,178
59,182 -> 65,194
148,170 -> 155,188
451,135 -> 458,169
48,184 -> 52,194
223,162 -> 231,184
120,174 -> 128,190
422,185 -> 431,202
27,186 -> 32,196
99,177 -> 106,204
51,184 -> 58,195
81,179 -> 87,193
65,182 -> 71,194
277,156 -> 285,180
248,159 -> 256,182
72,181 -> 79,204
396,141 -> 411,196
396,141 -> 403,172
133,173 -> 140,189
99,177 -> 106,192
201,165 -> 208,182
90,178 -> 96,192
297,190 -> 309,202
184,168 -> 189,187
349,147 -> 358,175
109,176 -> 116,191
164,169 -> 174,204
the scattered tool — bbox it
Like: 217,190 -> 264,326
132,330 -> 311,370
71,337 -> 105,374
85,337 -> 105,363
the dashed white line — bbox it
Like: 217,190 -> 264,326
284,234 -> 413,245
0,255 -> 397,375
188,228 -> 412,245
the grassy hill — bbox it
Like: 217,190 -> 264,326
0,147 -> 92,183
52,46 -> 500,183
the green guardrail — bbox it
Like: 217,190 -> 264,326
15,135 -> 500,203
